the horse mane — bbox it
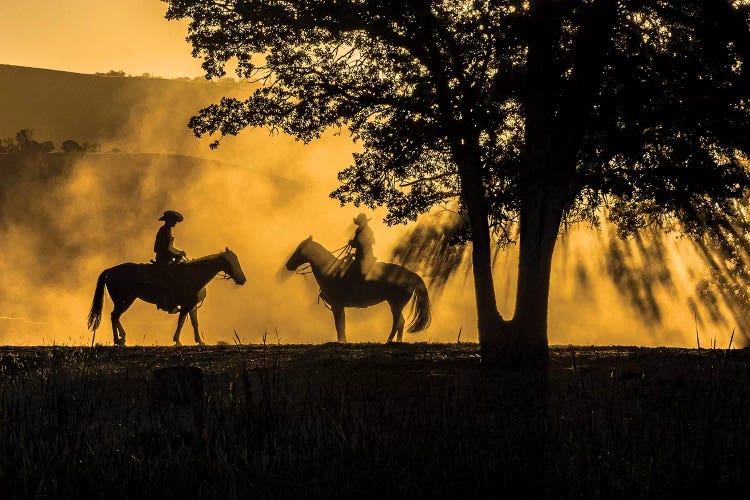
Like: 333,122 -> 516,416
305,240 -> 336,258
186,251 -> 227,264
184,252 -> 224,266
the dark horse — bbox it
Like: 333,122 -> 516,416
286,236 -> 431,342
87,248 -> 246,346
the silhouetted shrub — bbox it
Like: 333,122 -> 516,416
0,129 -> 54,154
95,70 -> 126,77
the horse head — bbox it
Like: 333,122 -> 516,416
222,247 -> 247,285
286,236 -> 313,271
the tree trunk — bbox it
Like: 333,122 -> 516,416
469,169 -> 568,368
458,143 -> 570,368
457,153 -> 505,352
509,178 -> 568,365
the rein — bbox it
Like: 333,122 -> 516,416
293,242 -> 353,311
334,243 -> 352,258
296,265 -> 313,276
293,243 -> 351,277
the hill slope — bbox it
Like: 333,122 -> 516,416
0,64 -> 248,152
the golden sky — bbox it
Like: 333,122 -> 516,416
0,0 -> 203,77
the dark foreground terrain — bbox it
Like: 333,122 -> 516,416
0,343 -> 748,499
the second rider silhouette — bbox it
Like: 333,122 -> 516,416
349,213 -> 376,278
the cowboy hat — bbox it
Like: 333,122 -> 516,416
158,210 -> 184,223
353,213 -> 371,226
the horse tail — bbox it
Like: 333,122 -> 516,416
87,270 -> 108,331
407,275 -> 432,333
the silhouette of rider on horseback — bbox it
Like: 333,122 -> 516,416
154,210 -> 187,265
349,213 -> 376,278
153,210 -> 186,313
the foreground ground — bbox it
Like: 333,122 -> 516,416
0,343 -> 748,498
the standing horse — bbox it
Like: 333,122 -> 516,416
286,236 -> 431,342
87,248 -> 246,346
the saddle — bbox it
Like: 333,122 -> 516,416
136,262 -> 179,284
332,255 -> 379,282
136,263 -> 183,313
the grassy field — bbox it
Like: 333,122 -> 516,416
0,343 -> 748,499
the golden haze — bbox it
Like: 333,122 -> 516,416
0,65 -> 739,348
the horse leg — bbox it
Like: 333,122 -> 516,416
173,311 -> 188,346
189,308 -> 204,345
110,314 -> 120,346
388,301 -> 406,343
111,297 -> 135,346
396,310 -> 405,342
332,306 -> 347,343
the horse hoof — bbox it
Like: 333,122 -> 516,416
196,341 -> 206,346
173,341 -> 183,347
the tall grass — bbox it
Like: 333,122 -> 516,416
0,344 -> 748,498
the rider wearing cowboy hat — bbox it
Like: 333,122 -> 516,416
154,210 -> 187,265
349,213 -> 376,278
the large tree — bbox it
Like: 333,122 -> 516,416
165,0 -> 750,365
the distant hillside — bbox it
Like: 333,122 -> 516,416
0,64 -> 253,157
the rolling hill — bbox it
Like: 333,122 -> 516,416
0,64 -> 248,153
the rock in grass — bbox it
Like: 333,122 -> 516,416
152,365 -> 204,407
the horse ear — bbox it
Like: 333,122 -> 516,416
307,235 -> 313,241
226,246 -> 229,252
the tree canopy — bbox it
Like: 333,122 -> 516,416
165,0 -> 750,364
